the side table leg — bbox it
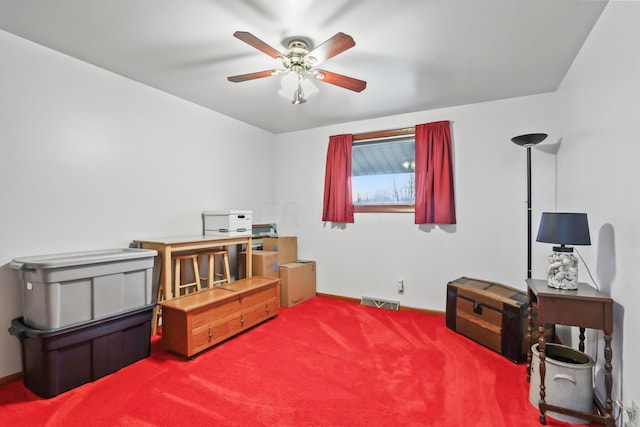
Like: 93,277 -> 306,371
604,334 -> 613,418
538,325 -> 547,425
579,327 -> 586,352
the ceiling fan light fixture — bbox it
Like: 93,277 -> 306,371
291,79 -> 319,105
277,56 -> 290,68
300,78 -> 318,98
228,31 -> 366,100
278,71 -> 299,98
278,71 -> 318,105
292,84 -> 307,105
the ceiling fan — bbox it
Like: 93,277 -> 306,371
227,31 -> 366,104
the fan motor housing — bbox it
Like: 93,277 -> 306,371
282,37 -> 315,70
282,35 -> 313,51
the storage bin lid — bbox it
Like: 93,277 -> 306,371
10,248 -> 157,270
202,210 -> 252,216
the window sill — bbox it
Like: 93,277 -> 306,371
354,205 -> 415,213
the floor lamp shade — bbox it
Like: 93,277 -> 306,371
536,212 -> 591,289
511,133 -> 548,147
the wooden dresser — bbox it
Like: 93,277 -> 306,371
158,276 -> 280,357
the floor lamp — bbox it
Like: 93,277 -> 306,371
511,133 -> 548,278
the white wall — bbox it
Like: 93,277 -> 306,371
555,0 -> 640,412
273,0 -> 640,413
3,1 -> 637,414
0,30 -> 277,377
274,93 -> 560,308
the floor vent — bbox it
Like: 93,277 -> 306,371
360,296 -> 400,311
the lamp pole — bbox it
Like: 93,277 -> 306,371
511,133 -> 547,278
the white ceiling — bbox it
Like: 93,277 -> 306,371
0,0 -> 607,134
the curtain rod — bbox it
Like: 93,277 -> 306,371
352,127 -> 415,141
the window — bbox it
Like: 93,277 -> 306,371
352,127 -> 415,213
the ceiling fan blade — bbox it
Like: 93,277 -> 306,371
227,70 -> 280,82
305,32 -> 355,64
313,69 -> 366,92
233,31 -> 284,59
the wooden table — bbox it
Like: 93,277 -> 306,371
134,235 -> 252,333
526,278 -> 614,426
135,235 -> 253,301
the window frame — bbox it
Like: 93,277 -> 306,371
352,127 -> 416,213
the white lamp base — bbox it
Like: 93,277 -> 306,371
547,251 -> 578,290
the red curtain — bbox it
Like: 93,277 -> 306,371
322,134 -> 354,223
414,121 -> 456,224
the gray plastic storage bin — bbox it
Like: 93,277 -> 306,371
10,248 -> 157,330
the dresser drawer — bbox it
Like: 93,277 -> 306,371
191,314 -> 243,355
190,299 -> 238,329
190,297 -> 279,354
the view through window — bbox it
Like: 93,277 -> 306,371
352,133 -> 415,210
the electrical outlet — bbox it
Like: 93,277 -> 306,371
397,279 -> 404,294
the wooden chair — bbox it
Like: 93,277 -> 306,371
199,249 -> 231,287
152,283 -> 164,336
172,253 -> 202,296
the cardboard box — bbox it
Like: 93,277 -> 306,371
262,236 -> 297,265
279,261 -> 316,308
238,250 -> 279,279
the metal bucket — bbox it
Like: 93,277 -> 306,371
529,343 -> 594,424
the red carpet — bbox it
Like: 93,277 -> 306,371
0,296 -> 598,426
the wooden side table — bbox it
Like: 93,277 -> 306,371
526,278 -> 614,426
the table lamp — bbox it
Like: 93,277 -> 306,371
536,212 -> 591,290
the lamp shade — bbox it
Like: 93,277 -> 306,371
511,133 -> 548,147
278,71 -> 299,99
300,78 -> 319,98
536,212 -> 591,246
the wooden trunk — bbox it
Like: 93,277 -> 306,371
158,276 -> 280,357
446,276 -> 551,363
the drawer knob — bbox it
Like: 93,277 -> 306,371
208,325 -> 212,341
266,303 -> 270,313
240,313 -> 244,325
